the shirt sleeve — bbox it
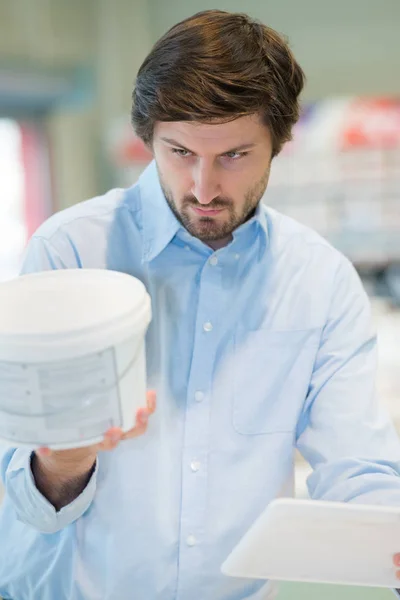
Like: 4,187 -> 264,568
296,256 -> 400,506
1,233 -> 94,533
19,234 -> 70,274
1,446 -> 98,533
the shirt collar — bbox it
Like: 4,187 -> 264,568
250,201 -> 269,244
138,160 -> 269,262
231,200 -> 269,258
139,161 -> 181,263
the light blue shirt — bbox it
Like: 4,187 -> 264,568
1,161 -> 400,600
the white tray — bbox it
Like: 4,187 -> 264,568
221,498 -> 400,588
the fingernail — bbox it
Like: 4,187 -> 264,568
139,412 -> 148,424
37,447 -> 49,456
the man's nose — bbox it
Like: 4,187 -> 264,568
191,162 -> 220,205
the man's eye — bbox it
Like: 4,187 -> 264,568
172,148 -> 191,157
224,151 -> 248,160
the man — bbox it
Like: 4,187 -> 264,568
1,9 -> 400,600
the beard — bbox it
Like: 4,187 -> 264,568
158,167 -> 270,243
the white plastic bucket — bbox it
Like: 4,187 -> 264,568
0,269 -> 152,449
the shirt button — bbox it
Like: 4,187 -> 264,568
209,255 -> 218,266
234,253 -> 240,260
185,245 -> 191,251
203,321 -> 213,332
195,391 -> 204,402
190,460 -> 201,472
187,535 -> 197,547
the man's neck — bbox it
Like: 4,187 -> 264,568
206,235 -> 233,251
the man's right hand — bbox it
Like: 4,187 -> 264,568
31,390 -> 156,510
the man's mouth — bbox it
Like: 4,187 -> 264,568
191,206 -> 225,217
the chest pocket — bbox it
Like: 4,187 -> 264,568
232,328 -> 320,435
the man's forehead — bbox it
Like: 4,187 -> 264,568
154,115 -> 269,148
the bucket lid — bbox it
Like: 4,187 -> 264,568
0,269 -> 149,336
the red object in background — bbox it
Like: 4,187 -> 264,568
110,121 -> 153,166
19,122 -> 52,238
341,98 -> 400,149
117,134 -> 153,164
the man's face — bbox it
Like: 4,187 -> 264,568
152,115 -> 273,249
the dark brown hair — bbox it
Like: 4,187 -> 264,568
132,10 -> 305,157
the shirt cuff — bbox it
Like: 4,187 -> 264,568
4,448 -> 98,533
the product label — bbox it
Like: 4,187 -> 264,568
0,347 -> 122,446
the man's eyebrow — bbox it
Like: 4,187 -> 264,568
160,137 -> 257,154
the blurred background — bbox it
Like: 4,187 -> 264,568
0,0 -> 399,598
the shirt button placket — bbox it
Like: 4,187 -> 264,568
176,255 -> 221,599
